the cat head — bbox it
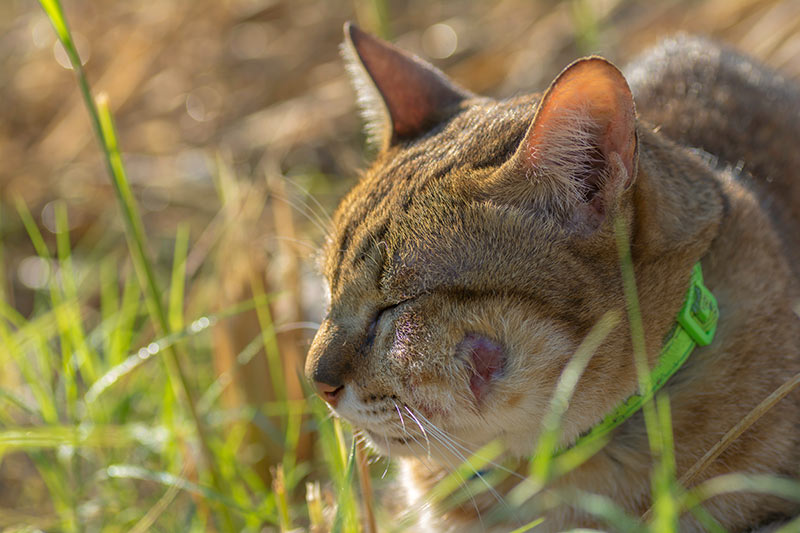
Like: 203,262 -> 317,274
304,24 -> 719,462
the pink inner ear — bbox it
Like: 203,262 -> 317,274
459,333 -> 505,402
525,58 -> 637,184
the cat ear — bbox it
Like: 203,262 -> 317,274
493,57 -> 638,231
341,22 -> 473,149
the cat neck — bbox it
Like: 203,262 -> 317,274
587,140 -> 800,515
402,125 -> 800,528
660,160 -> 800,472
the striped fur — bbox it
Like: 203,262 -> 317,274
305,31 -> 800,532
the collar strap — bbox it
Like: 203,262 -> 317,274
469,264 -> 718,481
567,262 -> 719,451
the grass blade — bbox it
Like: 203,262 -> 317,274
331,440 -> 360,533
38,2 -> 234,529
105,464 -> 257,515
55,200 -> 99,383
679,370 -> 800,489
169,222 -> 190,333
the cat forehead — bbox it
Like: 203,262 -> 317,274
439,95 -> 541,149
379,95 -> 542,171
323,95 -> 545,287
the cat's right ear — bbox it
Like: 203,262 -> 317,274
489,57 -> 638,233
342,22 -> 473,149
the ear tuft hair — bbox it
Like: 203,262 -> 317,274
340,34 -> 390,148
490,56 -> 637,231
522,104 -> 608,213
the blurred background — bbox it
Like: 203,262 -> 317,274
2,0 -> 800,530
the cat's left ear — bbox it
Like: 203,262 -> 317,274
491,57 -> 638,232
341,22 -> 474,149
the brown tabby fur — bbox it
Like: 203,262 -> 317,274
305,27 -> 800,532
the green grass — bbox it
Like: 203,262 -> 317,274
2,1 -> 800,531
0,2 -> 363,531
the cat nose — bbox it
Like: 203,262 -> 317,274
315,381 -> 344,407
305,318 -> 355,408
309,360 -> 350,408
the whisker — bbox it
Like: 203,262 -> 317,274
281,174 -> 335,227
406,408 -> 527,529
265,234 -> 322,254
389,407 -> 509,526
275,321 -> 321,333
424,425 -> 511,514
393,401 -> 408,434
270,172 -> 334,232
387,422 -> 484,529
410,408 -> 528,483
404,405 -> 432,458
376,414 -> 488,530
408,436 -> 487,529
272,193 -> 332,237
382,433 -> 391,479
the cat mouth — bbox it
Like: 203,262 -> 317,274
458,333 -> 506,402
364,429 -> 412,445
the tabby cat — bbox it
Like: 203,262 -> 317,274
304,23 -> 800,532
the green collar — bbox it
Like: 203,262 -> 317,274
567,262 -> 719,451
468,264 -> 718,482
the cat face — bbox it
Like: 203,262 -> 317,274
305,24 -> 639,462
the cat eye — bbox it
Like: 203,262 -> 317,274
364,300 -> 407,348
365,305 -> 393,347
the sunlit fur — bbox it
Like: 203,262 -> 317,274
340,36 -> 388,149
305,33 -> 800,532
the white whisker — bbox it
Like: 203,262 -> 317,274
410,408 -> 527,482
382,433 -> 391,479
399,434 -> 486,529
404,406 -> 432,458
405,408 -> 528,530
272,193 -> 332,237
281,175 -> 335,227
265,234 -> 322,254
385,405 -> 512,526
393,401 -> 408,434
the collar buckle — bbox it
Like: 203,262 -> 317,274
676,263 -> 718,347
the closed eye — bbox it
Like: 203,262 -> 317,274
364,300 -> 408,347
